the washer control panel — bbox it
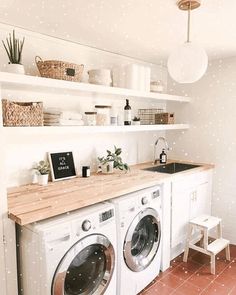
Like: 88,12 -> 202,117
140,188 -> 161,206
152,190 -> 160,199
99,208 -> 114,223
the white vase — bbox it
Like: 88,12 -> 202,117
38,174 -> 49,186
101,162 -> 114,174
5,64 -> 25,75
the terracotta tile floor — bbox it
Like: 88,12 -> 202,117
140,244 -> 236,295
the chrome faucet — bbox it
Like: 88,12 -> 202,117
154,137 -> 170,164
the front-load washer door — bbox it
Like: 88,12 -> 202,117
52,234 -> 115,295
123,208 -> 161,272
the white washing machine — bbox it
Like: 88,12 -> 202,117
18,202 -> 117,295
110,185 -> 162,295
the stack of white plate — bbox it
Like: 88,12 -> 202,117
88,69 -> 112,86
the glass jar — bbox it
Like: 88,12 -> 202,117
85,112 -> 97,126
150,80 -> 164,93
95,105 -> 111,126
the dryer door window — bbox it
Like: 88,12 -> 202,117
124,208 -> 161,272
52,234 -> 115,295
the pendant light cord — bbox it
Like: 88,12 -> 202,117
187,1 -> 192,42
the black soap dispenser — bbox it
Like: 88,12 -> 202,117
160,149 -> 167,164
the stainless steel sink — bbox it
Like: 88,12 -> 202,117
143,162 -> 200,174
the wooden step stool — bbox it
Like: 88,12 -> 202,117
183,215 -> 230,275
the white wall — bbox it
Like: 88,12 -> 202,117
0,22 -> 171,295
166,57 -> 236,244
0,23 -> 169,187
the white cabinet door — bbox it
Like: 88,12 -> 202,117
190,182 -> 211,220
171,170 -> 213,251
171,188 -> 191,248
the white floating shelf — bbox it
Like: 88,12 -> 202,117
3,124 -> 190,137
0,72 -> 191,102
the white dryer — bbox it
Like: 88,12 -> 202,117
110,185 -> 162,295
18,202 -> 117,295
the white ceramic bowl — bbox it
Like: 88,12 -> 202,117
88,69 -> 112,86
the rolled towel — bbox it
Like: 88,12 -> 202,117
59,119 -> 84,126
44,108 -> 62,115
44,122 -> 60,126
61,111 -> 82,121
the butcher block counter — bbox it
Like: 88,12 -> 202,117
7,160 -> 214,225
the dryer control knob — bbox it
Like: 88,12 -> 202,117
141,196 -> 148,205
82,220 -> 91,232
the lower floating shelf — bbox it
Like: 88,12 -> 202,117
3,124 -> 189,135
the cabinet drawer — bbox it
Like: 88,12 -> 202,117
172,170 -> 212,194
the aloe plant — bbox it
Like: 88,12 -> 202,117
2,30 -> 25,64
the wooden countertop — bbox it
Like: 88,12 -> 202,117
7,160 -> 214,225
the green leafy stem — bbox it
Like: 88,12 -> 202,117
98,146 -> 129,171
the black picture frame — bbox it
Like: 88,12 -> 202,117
48,151 -> 77,181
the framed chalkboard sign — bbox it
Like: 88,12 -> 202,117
48,151 -> 77,181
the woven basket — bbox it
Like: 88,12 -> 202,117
138,109 -> 159,125
2,99 -> 43,126
35,56 -> 84,82
155,112 -> 175,124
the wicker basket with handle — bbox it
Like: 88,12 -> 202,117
35,56 -> 84,82
2,99 -> 43,126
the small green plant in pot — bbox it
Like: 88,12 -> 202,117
2,30 -> 25,74
132,116 -> 141,125
98,146 -> 129,174
34,160 -> 51,186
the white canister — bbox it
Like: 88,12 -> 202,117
110,106 -> 118,126
85,112 -> 97,126
150,81 -> 164,93
113,64 -> 150,91
95,105 -> 111,126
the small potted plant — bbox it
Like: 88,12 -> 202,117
98,146 -> 129,174
2,30 -> 25,74
132,116 -> 141,125
34,160 -> 51,186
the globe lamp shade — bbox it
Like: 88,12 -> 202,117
167,42 -> 208,83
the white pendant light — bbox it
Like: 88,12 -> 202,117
167,0 -> 208,84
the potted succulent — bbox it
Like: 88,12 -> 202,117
34,160 -> 51,186
2,30 -> 25,74
98,146 -> 129,174
132,116 -> 141,125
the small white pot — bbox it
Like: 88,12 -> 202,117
5,63 -> 25,75
132,121 -> 141,125
38,174 -> 49,186
101,162 -> 114,174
